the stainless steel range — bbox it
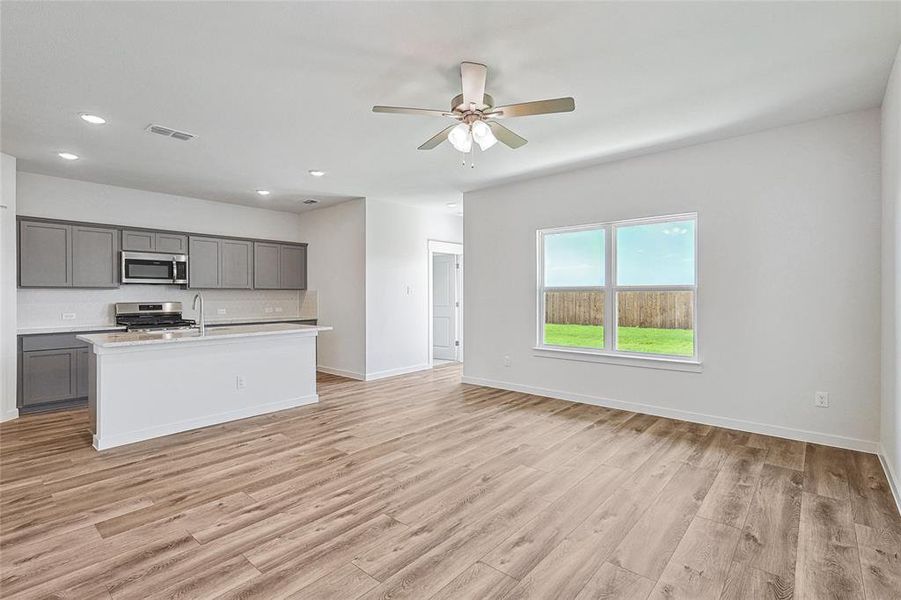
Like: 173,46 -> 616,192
115,302 -> 197,332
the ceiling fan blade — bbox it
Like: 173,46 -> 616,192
488,121 -> 527,149
461,62 -> 487,108
372,106 -> 454,117
490,97 -> 575,118
418,125 -> 456,150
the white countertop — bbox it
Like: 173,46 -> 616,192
18,324 -> 126,336
205,315 -> 317,325
77,323 -> 332,349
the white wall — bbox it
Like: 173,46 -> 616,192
464,109 -> 882,451
365,199 -> 463,379
294,199 -> 366,379
17,172 -> 309,241
881,46 -> 901,498
1,154 -> 18,422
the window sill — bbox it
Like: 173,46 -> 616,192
532,346 -> 703,373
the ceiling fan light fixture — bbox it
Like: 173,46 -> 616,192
448,122 -> 472,153
471,120 -> 497,150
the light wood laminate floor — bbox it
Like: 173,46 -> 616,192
2,365 -> 899,599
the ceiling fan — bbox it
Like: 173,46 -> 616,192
372,62 -> 575,154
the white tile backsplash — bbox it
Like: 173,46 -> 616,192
17,286 -> 318,329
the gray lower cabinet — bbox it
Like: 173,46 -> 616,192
220,240 -> 253,289
252,241 -> 307,290
72,225 -> 119,287
19,220 -> 72,287
21,349 -> 77,407
75,348 -> 90,398
18,332 -> 114,413
20,220 -> 119,288
188,236 -> 221,288
123,229 -> 188,253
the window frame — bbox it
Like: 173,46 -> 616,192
536,212 -> 699,365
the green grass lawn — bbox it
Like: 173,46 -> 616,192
544,323 -> 694,356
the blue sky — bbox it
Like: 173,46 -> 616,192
544,219 -> 695,287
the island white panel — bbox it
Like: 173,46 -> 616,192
90,333 -> 317,450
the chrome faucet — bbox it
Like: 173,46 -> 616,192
192,293 -> 205,335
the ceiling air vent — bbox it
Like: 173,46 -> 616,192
302,199 -> 319,205
145,124 -> 197,141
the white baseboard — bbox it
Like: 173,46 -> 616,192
877,448 -> 901,517
93,394 -> 318,451
461,375 -> 880,454
0,408 -> 19,423
317,365 -> 366,380
365,363 -> 432,381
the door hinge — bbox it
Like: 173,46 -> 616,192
454,340 -> 460,346
455,301 -> 459,307
455,262 -> 460,269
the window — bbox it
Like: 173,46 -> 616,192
538,213 -> 697,361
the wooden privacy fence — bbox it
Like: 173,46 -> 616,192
544,290 -> 693,329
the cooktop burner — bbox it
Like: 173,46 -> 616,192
114,302 -> 197,332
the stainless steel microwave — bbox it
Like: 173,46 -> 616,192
121,251 -> 188,285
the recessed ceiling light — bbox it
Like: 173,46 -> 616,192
256,190 -> 271,196
79,113 -> 106,125
58,152 -> 79,160
446,202 -> 457,208
308,170 -> 325,177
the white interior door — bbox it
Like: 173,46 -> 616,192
432,253 -> 457,361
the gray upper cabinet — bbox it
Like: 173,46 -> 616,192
188,236 -> 221,288
122,229 -> 187,254
156,233 -> 188,253
220,240 -> 252,289
72,225 -> 119,288
252,242 -> 307,290
121,229 -> 155,251
279,245 -> 307,290
20,220 -> 119,289
19,220 -> 72,287
20,218 -> 308,291
253,242 -> 280,289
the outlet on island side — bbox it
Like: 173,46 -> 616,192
814,391 -> 829,408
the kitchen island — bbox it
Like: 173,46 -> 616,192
77,323 -> 331,450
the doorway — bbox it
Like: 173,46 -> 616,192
428,241 -> 463,366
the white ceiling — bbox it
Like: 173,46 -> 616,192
2,2 -> 899,214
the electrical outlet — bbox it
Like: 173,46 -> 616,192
61,313 -> 76,320
264,307 -> 274,314
217,308 -> 227,315
503,355 -> 512,367
275,307 -> 283,313
814,391 -> 829,408
236,376 -> 246,391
